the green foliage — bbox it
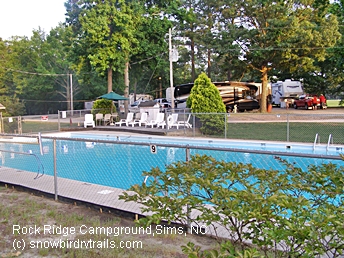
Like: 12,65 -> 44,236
186,73 -> 226,135
91,99 -> 113,115
182,241 -> 264,258
1,0 -> 343,115
187,73 -> 225,113
0,96 -> 25,116
120,154 -> 344,257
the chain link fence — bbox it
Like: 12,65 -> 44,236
0,110 -> 92,134
165,111 -> 344,144
0,133 -> 343,252
0,133 -> 342,200
1,110 -> 344,144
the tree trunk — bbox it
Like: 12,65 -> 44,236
207,48 -> 211,79
124,61 -> 129,115
260,66 -> 268,113
107,67 -> 113,93
191,37 -> 196,81
159,77 -> 162,98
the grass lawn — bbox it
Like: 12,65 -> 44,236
226,122 -> 344,144
4,119 -> 344,145
3,121 -> 79,134
0,186 -> 219,258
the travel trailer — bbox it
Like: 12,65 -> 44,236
170,81 -> 262,112
271,80 -> 303,108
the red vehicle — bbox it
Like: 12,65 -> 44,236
293,95 -> 321,109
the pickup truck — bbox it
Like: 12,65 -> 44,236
293,95 -> 320,109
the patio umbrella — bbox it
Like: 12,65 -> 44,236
97,92 -> 128,113
98,92 -> 128,101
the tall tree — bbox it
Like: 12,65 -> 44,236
0,39 -> 26,115
300,0 -> 344,96
215,0 -> 341,112
70,0 -> 143,114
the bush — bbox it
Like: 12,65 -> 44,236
91,99 -> 114,115
120,154 -> 344,257
186,73 -> 226,135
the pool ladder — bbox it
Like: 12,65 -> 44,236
313,133 -> 333,151
313,133 -> 319,150
327,134 -> 333,151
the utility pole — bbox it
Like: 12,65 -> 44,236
159,77 -> 162,98
169,28 -> 174,109
69,74 -> 73,115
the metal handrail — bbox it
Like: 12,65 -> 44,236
327,134 -> 333,151
313,133 -> 319,150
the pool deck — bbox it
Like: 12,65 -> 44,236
0,166 -> 144,217
62,123 -> 197,137
0,166 -> 228,238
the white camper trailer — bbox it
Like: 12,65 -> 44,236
271,80 -> 303,108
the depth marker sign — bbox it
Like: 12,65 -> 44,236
150,145 -> 157,154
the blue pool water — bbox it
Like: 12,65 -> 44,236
0,133 -> 343,190
46,132 -> 344,156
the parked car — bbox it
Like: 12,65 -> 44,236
159,102 -> 172,112
293,95 -> 322,109
154,98 -> 172,112
154,98 -> 169,105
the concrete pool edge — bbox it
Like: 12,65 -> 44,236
42,130 -> 344,157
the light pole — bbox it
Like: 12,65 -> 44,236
169,28 -> 174,109
169,28 -> 179,109
69,74 -> 73,115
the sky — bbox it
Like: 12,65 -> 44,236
0,0 -> 66,40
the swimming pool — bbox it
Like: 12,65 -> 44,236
0,132 -> 343,190
45,131 -> 344,156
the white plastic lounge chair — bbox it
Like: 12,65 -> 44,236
168,113 -> 179,129
146,113 -> 164,128
128,113 -> 140,127
133,112 -> 141,123
128,112 -> 148,127
103,113 -> 111,125
157,113 -> 170,129
95,113 -> 103,126
177,114 -> 192,128
84,114 -> 95,128
115,112 -> 134,127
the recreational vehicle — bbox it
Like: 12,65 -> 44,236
271,80 -> 303,108
170,81 -> 261,112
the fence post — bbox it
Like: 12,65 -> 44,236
224,113 -> 227,139
286,113 -> 290,142
183,109 -> 186,136
53,139 -> 58,201
192,114 -> 195,137
185,146 -> 191,233
58,110 -> 61,132
18,116 -> 22,134
0,112 -> 3,133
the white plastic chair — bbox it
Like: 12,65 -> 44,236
146,113 -> 164,128
103,114 -> 111,125
83,114 -> 95,128
128,112 -> 148,127
95,113 -> 103,126
168,113 -> 179,129
115,112 -> 134,127
177,114 -> 192,128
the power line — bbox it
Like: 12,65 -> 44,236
20,99 -> 87,103
0,52 -> 166,76
1,67 -> 69,76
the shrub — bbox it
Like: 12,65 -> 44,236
91,99 -> 114,115
186,73 -> 226,135
120,154 -> 344,257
